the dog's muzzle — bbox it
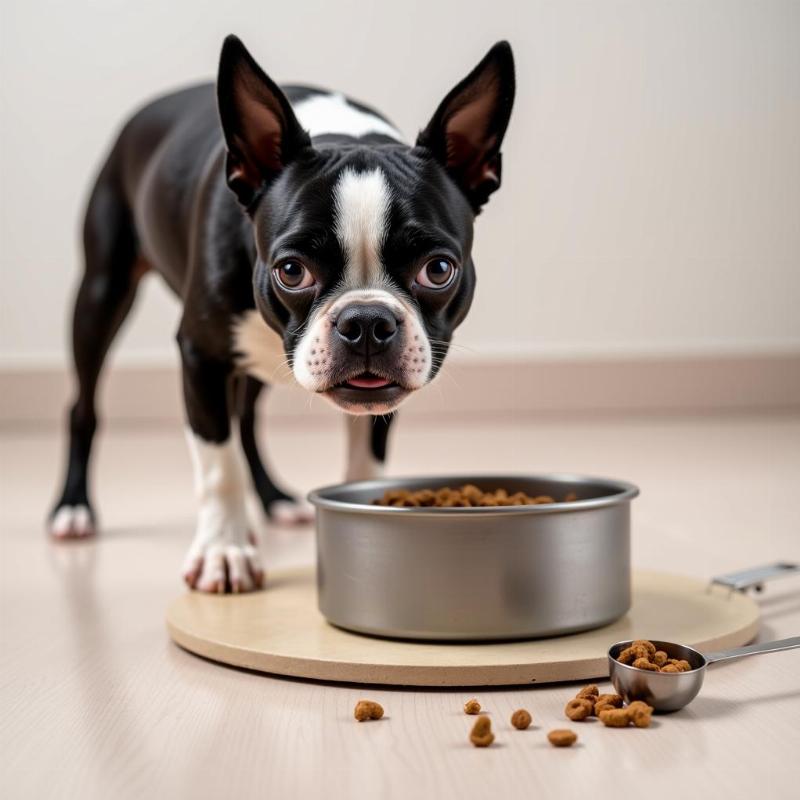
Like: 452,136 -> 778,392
323,301 -> 409,413
292,290 -> 433,415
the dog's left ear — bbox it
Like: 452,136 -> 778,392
417,41 -> 515,212
217,35 -> 312,209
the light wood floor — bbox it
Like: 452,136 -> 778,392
2,412 -> 799,799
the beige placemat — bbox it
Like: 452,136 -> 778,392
166,568 -> 759,686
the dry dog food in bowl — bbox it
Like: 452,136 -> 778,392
309,474 -> 639,641
373,484 -> 579,508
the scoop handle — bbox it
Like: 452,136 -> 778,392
704,636 -> 800,665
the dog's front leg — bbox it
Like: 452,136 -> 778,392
344,414 -> 396,482
178,335 -> 263,593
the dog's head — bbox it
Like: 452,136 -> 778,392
218,36 -> 515,414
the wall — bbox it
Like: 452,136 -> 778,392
1,0 -> 799,376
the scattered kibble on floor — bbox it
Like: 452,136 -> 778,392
470,716 -> 495,747
353,700 -> 384,722
547,729 -> 578,747
464,698 -> 481,715
349,676 -> 657,745
510,708 -> 532,730
564,697 -> 593,721
566,683 -> 654,729
594,693 -> 624,715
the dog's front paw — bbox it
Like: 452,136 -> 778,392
182,502 -> 264,593
49,503 -> 96,540
182,541 -> 264,593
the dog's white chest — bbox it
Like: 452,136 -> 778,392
232,311 -> 294,385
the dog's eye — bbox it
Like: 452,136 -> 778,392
273,260 -> 315,290
416,258 -> 456,289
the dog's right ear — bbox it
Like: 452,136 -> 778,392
217,35 -> 311,209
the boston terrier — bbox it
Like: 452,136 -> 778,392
50,36 -> 515,593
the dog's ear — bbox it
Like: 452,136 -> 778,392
217,35 -> 311,209
416,41 -> 515,212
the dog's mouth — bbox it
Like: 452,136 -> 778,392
341,372 -> 396,390
324,372 -> 411,413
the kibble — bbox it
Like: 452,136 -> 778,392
614,640 -> 696,673
627,701 -> 654,728
564,698 -> 594,721
563,683 -> 654,735
547,729 -> 578,747
594,694 -> 623,715
599,707 -> 631,728
633,640 -> 657,657
511,709 -> 532,730
653,650 -> 669,667
616,646 -> 643,665
470,716 -> 495,747
464,698 -> 481,715
373,484 -> 579,508
576,684 -> 599,700
354,700 -> 384,722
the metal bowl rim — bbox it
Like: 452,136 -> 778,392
308,472 -> 640,516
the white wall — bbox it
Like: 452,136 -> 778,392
2,0 -> 799,370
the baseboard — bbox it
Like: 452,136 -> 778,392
1,352 -> 799,427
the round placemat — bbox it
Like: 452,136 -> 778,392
166,568 -> 759,686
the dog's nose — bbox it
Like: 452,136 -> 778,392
334,303 -> 399,354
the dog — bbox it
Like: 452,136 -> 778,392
50,36 -> 515,593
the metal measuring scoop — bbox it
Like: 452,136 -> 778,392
607,636 -> 800,712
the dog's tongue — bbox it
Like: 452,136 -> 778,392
346,375 -> 391,389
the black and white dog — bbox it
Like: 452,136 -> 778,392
50,36 -> 515,593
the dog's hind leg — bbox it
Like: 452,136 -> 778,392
236,375 -> 314,525
50,166 -> 143,538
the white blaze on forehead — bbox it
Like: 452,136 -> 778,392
292,92 -> 405,141
333,168 -> 392,286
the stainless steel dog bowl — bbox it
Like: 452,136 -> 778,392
308,474 -> 639,641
